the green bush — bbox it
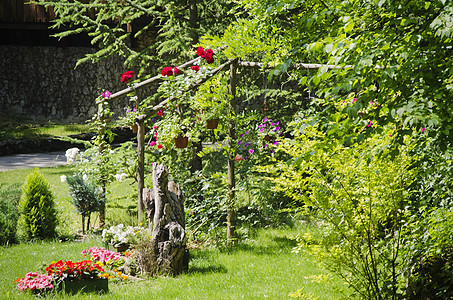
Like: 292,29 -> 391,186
0,184 -> 21,245
270,121 -> 415,299
66,174 -> 105,233
18,169 -> 58,240
403,207 -> 453,300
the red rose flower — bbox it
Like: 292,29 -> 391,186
205,49 -> 213,58
157,109 -> 163,116
191,65 -> 200,72
157,144 -> 163,149
161,66 -> 173,76
196,46 -> 206,57
121,71 -> 134,83
206,56 -> 215,64
204,49 -> 214,64
173,66 -> 182,75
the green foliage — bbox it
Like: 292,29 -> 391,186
209,0 -> 453,152
18,170 -> 58,241
270,121 -> 416,299
34,0 -> 236,73
402,206 -> 453,299
66,174 -> 105,232
0,184 -> 21,245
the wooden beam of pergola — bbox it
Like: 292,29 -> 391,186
136,58 -> 237,121
238,61 -> 354,70
100,56 -> 202,103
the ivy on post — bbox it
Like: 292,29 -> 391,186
137,117 -> 145,223
94,98 -> 113,229
227,58 -> 238,244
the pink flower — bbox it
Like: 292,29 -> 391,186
157,109 -> 163,116
352,98 -> 357,104
249,149 -> 254,154
150,141 -> 157,147
367,121 -> 372,127
121,71 -> 134,83
102,91 -> 112,98
421,127 -> 426,132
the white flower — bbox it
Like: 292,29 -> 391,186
60,175 -> 67,183
65,147 -> 80,164
83,174 -> 88,181
115,173 -> 127,182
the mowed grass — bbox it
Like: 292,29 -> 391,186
0,166 -> 349,299
0,122 -> 92,141
1,227 -> 348,299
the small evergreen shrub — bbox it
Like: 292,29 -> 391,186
66,174 -> 104,233
0,183 -> 21,245
18,169 -> 58,240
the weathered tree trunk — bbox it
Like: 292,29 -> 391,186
143,164 -> 188,276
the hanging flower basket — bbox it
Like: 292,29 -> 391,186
174,136 -> 189,148
131,124 -> 138,134
206,118 -> 219,129
59,278 -> 108,295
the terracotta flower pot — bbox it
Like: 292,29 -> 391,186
131,124 -> 138,134
206,118 -> 219,129
174,136 -> 189,148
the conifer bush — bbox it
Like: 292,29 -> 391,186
18,169 -> 58,241
0,184 -> 21,245
66,174 -> 104,233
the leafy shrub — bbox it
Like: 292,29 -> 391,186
271,122 -> 415,299
66,174 -> 105,233
403,207 -> 453,300
0,183 -> 21,245
18,169 -> 58,240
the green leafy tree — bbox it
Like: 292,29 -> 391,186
18,170 -> 58,241
205,0 -> 453,151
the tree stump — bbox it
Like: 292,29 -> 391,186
142,164 -> 188,276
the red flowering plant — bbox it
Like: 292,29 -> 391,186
45,259 -> 106,282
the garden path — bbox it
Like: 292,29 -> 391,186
0,151 -> 67,172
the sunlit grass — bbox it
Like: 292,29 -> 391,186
0,123 -> 92,141
0,166 -> 349,299
1,226 -> 348,300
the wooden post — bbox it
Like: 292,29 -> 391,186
137,118 -> 145,223
227,59 -> 238,244
97,102 -> 106,229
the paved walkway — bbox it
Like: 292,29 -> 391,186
0,152 -> 67,172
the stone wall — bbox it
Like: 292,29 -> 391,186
0,45 -> 132,123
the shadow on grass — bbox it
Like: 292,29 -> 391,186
220,235 -> 298,256
188,250 -> 228,275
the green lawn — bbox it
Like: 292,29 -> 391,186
1,227 -> 348,299
0,166 -> 349,299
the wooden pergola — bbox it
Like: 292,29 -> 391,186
98,54 -> 347,241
